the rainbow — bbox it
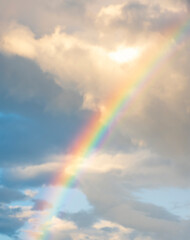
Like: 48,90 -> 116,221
27,16 -> 190,240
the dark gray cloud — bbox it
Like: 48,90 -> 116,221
80,171 -> 190,240
0,187 -> 26,203
120,41 -> 190,167
0,204 -> 26,237
131,201 -> 179,222
97,0 -> 187,46
0,53 -> 87,167
119,2 -> 181,33
2,166 -> 55,188
59,210 -> 98,228
0,0 -> 92,36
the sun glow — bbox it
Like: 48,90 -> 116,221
108,47 -> 140,63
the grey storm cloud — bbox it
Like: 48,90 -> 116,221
0,53 -> 86,167
81,175 -> 190,240
0,187 -> 27,204
0,204 -> 26,237
97,0 -> 187,47
0,0 -> 93,37
59,210 -> 98,228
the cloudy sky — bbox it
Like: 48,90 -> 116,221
1,0 -> 190,239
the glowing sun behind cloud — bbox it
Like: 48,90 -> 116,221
108,47 -> 141,63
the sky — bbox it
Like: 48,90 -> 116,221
0,0 -> 190,239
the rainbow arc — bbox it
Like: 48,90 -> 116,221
26,16 -> 190,240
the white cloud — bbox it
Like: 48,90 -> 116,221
97,3 -> 124,26
93,219 -> 132,233
24,190 -> 38,198
3,149 -> 190,189
0,24 -> 36,58
9,206 -> 33,219
28,217 -> 134,240
51,217 -> 77,231
0,23 -> 126,111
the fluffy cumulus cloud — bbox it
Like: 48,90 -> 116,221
0,22 -> 125,112
1,0 -> 190,239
